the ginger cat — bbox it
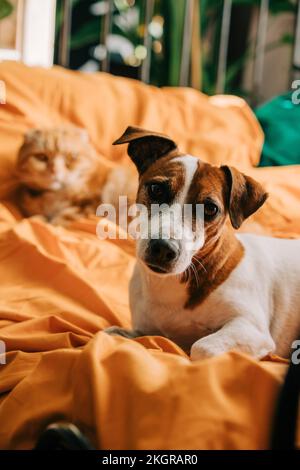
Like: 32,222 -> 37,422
16,126 -> 137,225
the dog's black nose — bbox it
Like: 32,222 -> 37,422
147,239 -> 179,269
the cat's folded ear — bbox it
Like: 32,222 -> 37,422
113,126 -> 178,174
24,129 -> 43,143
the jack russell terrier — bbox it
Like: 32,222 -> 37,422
105,126 -> 300,360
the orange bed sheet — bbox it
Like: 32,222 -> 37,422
0,61 -> 299,450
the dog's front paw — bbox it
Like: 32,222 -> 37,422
104,326 -> 138,339
190,337 -> 226,361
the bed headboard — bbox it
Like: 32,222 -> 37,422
0,0 -> 56,67
1,0 -> 300,104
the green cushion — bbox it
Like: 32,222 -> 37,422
255,92 -> 300,167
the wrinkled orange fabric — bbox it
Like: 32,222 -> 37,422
0,61 -> 299,450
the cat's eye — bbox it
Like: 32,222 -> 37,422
34,154 -> 48,162
147,182 -> 169,203
204,201 -> 219,220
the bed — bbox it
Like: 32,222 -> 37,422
0,60 -> 299,449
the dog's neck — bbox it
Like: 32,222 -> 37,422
185,226 -> 244,309
138,227 -> 244,310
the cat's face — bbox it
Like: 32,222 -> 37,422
17,127 -> 98,191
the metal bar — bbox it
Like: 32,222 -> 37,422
252,0 -> 269,103
191,0 -> 201,89
58,0 -> 72,67
292,0 -> 300,81
179,0 -> 194,87
140,0 -> 155,83
216,0 -> 232,94
100,0 -> 114,72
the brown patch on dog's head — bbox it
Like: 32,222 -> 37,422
183,163 -> 267,308
184,162 -> 229,248
113,126 -> 178,174
183,162 -> 267,252
180,162 -> 241,309
137,155 -> 186,209
221,165 -> 268,229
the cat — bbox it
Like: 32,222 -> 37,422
16,126 -> 137,225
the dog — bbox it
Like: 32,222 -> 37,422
105,126 -> 300,360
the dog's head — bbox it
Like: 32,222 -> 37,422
114,126 -> 268,276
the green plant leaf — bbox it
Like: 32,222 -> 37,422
231,0 -> 296,13
70,19 -> 100,49
280,33 -> 294,45
0,0 -> 13,20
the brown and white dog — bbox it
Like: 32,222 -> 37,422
105,126 -> 300,360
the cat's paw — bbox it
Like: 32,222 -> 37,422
51,207 -> 83,226
30,214 -> 48,223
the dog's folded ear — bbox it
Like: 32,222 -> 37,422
221,165 -> 268,229
113,126 -> 178,174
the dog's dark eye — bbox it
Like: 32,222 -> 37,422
148,182 -> 168,202
204,201 -> 219,219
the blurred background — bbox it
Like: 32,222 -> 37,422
52,0 -> 299,104
0,0 -> 299,105
0,0 -> 300,167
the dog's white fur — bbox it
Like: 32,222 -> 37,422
130,233 -> 300,360
137,156 -> 204,274
129,155 -> 300,360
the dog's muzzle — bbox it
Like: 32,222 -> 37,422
145,239 -> 180,273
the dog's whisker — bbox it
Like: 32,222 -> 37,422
192,255 -> 207,273
191,257 -> 202,268
194,263 -> 201,288
190,263 -> 197,287
190,262 -> 200,289
182,266 -> 190,283
188,266 -> 192,283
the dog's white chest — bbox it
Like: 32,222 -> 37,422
130,235 -> 300,356
129,264 -> 218,349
